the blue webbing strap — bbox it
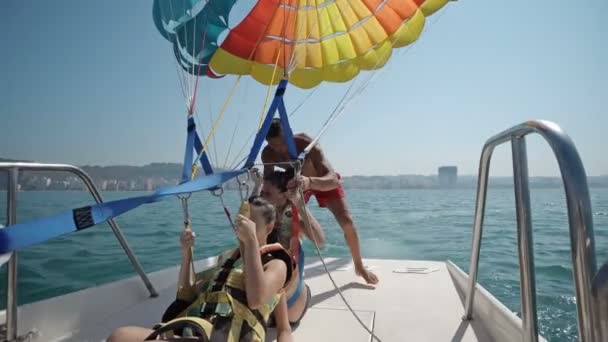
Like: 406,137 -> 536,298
277,97 -> 298,160
193,128 -> 214,176
244,87 -> 283,168
183,117 -> 214,182
0,170 -> 244,254
182,117 -> 197,182
244,79 -> 299,168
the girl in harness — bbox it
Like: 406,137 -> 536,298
107,196 -> 295,342
255,168 -> 326,327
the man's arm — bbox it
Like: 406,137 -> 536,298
303,143 -> 339,192
292,134 -> 339,191
261,147 -> 275,178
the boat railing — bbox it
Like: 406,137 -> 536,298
461,120 -> 605,342
0,162 -> 158,342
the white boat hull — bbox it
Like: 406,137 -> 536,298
0,255 -> 546,341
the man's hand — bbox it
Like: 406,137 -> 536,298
287,175 -> 311,192
251,168 -> 262,186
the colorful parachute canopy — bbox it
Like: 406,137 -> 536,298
153,0 -> 238,77
154,0 -> 450,88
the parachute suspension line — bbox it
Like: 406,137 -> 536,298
229,153 -> 249,171
259,50 -> 283,130
285,0 -> 345,118
186,6 -> 199,105
221,110 -> 242,169
172,57 -> 190,112
299,6 -> 373,154
167,0 -> 191,105
191,75 -> 243,178
289,87 -> 317,118
286,0 -> 304,75
208,1 -> 305,172
227,136 -> 254,170
169,33 -> 191,110
179,43 -> 193,101
224,50 -> 282,171
235,80 -> 298,170
208,3 -> 295,171
192,109 -> 217,168
225,1 -> 293,170
281,0 -> 288,77
302,0 -> 450,158
286,0 -> 327,76
188,14 -> 209,115
185,15 -> 213,171
301,76 -> 360,156
207,102 -> 219,168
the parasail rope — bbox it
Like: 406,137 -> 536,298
189,15 -> 209,115
191,109 -> 217,168
258,50 -> 283,130
288,169 -> 383,342
301,4 -> 453,157
192,0 -> 282,174
222,110 -> 243,169
191,75 -> 243,178
289,87 -> 317,118
206,102 -> 220,170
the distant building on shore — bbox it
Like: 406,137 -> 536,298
438,166 -> 458,187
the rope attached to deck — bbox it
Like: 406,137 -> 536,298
296,187 -> 383,342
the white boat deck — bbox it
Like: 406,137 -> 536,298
2,255 -> 537,342
282,258 -> 484,342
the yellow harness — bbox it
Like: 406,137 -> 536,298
147,243 -> 293,342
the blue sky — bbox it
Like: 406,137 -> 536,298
1,0 -> 606,177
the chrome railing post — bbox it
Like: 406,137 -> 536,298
462,121 -> 600,341
540,122 -> 598,341
592,262 -> 608,341
463,146 -> 494,319
511,136 -> 539,342
6,168 -> 19,341
70,167 -> 158,297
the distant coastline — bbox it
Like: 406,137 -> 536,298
2,158 -> 607,191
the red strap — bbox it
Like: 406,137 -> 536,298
289,202 -> 301,262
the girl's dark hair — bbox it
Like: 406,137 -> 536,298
263,167 -> 295,193
247,195 -> 276,225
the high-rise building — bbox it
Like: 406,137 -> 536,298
438,166 -> 457,187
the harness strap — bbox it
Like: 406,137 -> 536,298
289,203 -> 301,262
145,317 -> 213,341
